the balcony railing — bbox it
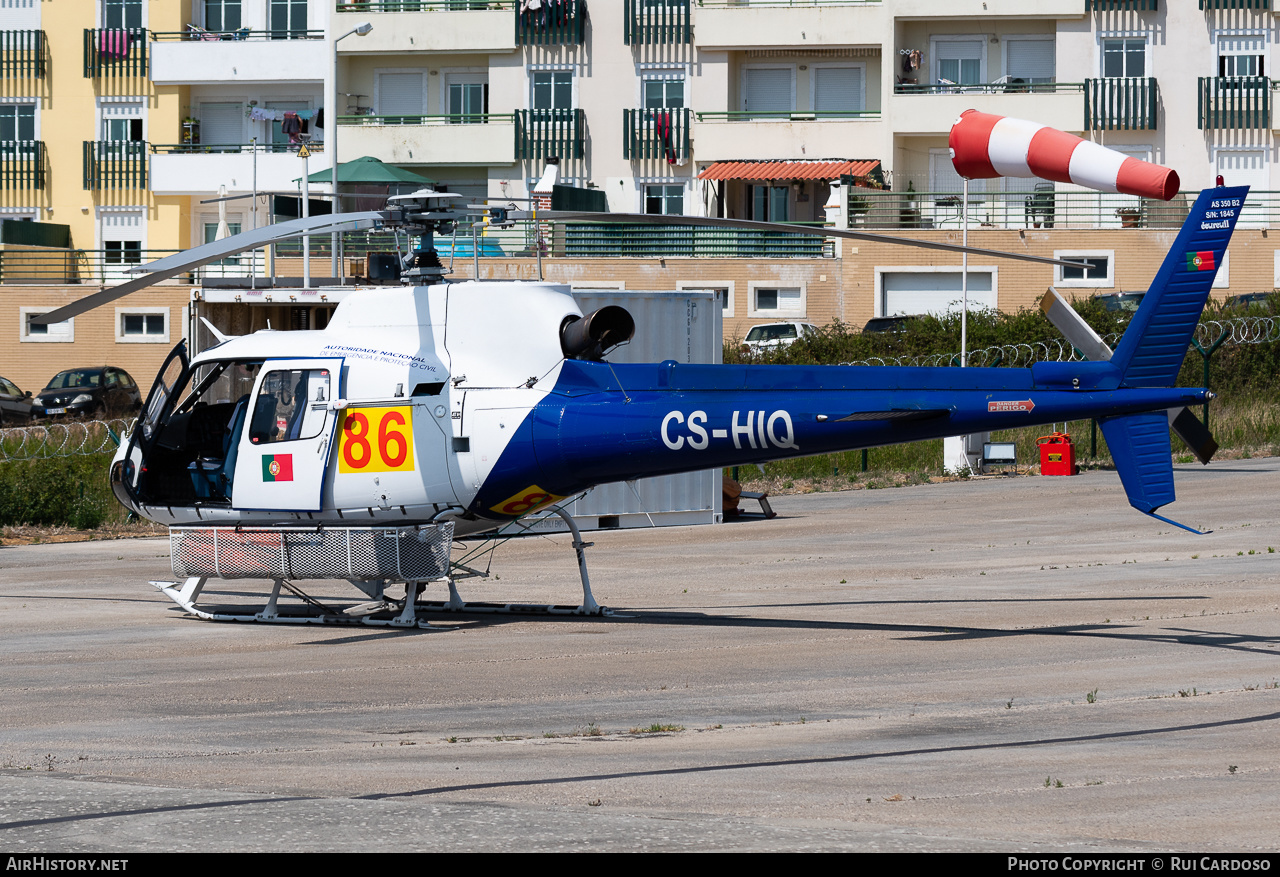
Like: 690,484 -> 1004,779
1085,0 -> 1156,9
1198,77 -> 1270,130
516,108 -> 585,159
625,0 -> 690,45
83,141 -> 148,190
0,249 -> 266,285
150,28 -> 323,41
1199,0 -> 1267,8
336,0 -> 513,9
151,142 -> 325,154
337,113 -> 513,126
561,223 -> 830,258
1085,77 -> 1158,130
83,27 -> 148,77
623,108 -> 690,162
894,80 -> 1084,95
695,110 -> 881,121
0,31 -> 46,78
516,0 -> 585,46
0,141 -> 44,189
694,1 -> 881,6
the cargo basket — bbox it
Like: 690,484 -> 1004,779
170,524 -> 454,581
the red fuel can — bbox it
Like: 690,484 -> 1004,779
1037,432 -> 1078,476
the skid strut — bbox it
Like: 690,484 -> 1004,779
152,510 -> 610,625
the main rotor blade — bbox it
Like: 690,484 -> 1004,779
532,211 -> 1088,270
33,211 -> 387,326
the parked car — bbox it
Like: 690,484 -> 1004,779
741,321 -> 819,353
31,367 -> 143,420
862,314 -> 923,334
1224,291 -> 1276,311
0,375 -> 33,426
1092,291 -> 1146,314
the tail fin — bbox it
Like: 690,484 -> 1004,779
1100,411 -> 1208,533
1110,186 -> 1248,388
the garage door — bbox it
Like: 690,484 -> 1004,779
881,271 -> 994,317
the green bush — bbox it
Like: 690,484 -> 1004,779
0,452 -> 118,528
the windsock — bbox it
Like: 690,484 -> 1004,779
949,109 -> 1179,201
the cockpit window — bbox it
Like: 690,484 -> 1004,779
249,368 -> 331,444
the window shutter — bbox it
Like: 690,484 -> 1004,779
1007,39 -> 1054,83
378,73 -> 424,116
814,66 -> 863,113
199,102 -> 243,147
744,68 -> 792,114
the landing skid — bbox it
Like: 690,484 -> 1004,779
152,506 -> 610,626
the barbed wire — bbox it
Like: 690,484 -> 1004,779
0,419 -> 133,463
834,316 -> 1275,368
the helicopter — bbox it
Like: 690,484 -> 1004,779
30,119 -> 1245,627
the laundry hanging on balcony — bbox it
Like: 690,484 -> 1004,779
948,108 -> 1179,200
99,29 -> 132,58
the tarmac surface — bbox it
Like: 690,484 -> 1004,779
1,459 -> 1278,852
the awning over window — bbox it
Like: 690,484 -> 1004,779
697,159 -> 881,182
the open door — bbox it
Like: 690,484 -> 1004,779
231,358 -> 342,512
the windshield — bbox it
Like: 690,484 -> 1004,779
746,325 -> 797,342
45,369 -> 103,390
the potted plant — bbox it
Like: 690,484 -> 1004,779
1115,206 -> 1141,228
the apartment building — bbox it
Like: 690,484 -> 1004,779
3,0 -> 1279,390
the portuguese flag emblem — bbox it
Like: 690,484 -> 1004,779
262,454 -> 294,482
1186,250 -> 1215,272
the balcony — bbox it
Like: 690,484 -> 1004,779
0,141 -> 44,189
886,0 -> 1082,16
0,31 -> 46,78
83,27 -> 148,78
561,223 -> 829,258
516,0 -> 585,46
1198,77 -> 1269,130
337,114 -> 517,165
333,2 -> 516,54
891,82 -> 1084,134
516,109 -> 585,160
150,29 -> 325,84
150,142 -> 329,195
693,110 -> 882,162
694,1 -> 884,50
1199,0 -> 1267,8
625,0 -> 690,45
1085,77 -> 1158,130
623,108 -> 691,162
83,141 -> 148,190
1085,0 -> 1157,9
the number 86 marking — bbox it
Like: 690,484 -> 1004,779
338,407 -> 415,474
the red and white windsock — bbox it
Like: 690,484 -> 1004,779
948,109 -> 1179,201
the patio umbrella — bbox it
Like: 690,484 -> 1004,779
300,156 -> 435,186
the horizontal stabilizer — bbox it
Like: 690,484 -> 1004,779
1168,407 -> 1218,466
835,409 -> 950,423
1099,412 -> 1175,514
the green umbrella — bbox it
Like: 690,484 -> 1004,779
299,155 -> 435,186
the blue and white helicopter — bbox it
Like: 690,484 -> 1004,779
34,171 -> 1246,626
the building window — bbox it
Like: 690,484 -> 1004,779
678,280 -> 734,318
749,283 -> 805,317
104,240 -> 142,264
1054,251 -> 1114,288
204,221 -> 243,265
644,184 -> 684,215
749,184 -> 788,222
116,307 -> 170,343
204,0 -> 242,32
934,38 -> 984,85
1101,37 -> 1146,78
531,70 -> 573,111
1005,36 -> 1055,84
103,0 -> 142,29
742,66 -> 793,117
1219,34 -> 1265,78
376,72 -> 425,118
0,105 -> 35,142
268,0 -> 307,39
447,74 -> 489,122
643,76 -> 685,110
19,307 -> 73,343
811,64 -> 865,115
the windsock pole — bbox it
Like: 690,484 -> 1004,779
961,177 -> 968,368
